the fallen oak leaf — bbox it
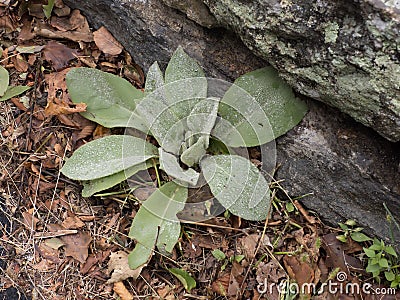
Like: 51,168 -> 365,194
107,251 -> 143,284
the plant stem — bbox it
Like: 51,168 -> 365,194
153,158 -> 161,187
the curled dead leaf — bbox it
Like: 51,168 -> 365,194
44,68 -> 87,116
113,281 -> 133,300
45,100 -> 87,115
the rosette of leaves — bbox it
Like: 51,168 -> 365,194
61,46 -> 308,269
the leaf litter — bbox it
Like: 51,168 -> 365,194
0,1 -> 398,299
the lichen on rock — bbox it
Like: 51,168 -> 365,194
202,0 -> 400,141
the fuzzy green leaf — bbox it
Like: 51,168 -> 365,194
212,67 -> 308,147
168,268 -> 196,292
61,135 -> 157,180
159,148 -> 199,186
180,135 -> 208,167
180,97 -> 219,166
165,46 -> 205,83
145,61 -> 164,94
186,97 -> 219,138
66,67 -> 148,131
128,182 -> 187,269
81,160 -> 154,197
136,47 -> 208,153
0,85 -> 31,101
201,154 -> 271,221
164,46 -> 207,121
0,66 -> 9,97
136,88 -> 186,154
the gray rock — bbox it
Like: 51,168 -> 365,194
160,0 -> 218,28
190,0 -> 400,142
64,0 -> 400,243
277,100 -> 400,243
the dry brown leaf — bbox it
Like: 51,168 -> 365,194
228,261 -> 244,297
80,250 -> 110,275
32,259 -> 54,272
34,19 -> 93,42
62,215 -> 85,229
27,3 -> 45,18
212,272 -> 229,296
38,242 -> 62,264
12,54 -> 29,72
22,211 -> 39,230
0,14 -> 16,32
47,223 -> 92,263
123,64 -> 145,86
43,41 -> 79,71
18,16 -> 36,41
113,282 -> 133,300
10,97 -> 28,111
50,9 -> 86,32
239,234 -> 258,260
107,251 -> 143,284
75,123 -> 96,141
294,200 -> 317,224
54,6 -> 70,17
93,26 -> 123,56
239,234 -> 272,260
283,255 -> 314,299
44,68 -> 87,116
256,260 -> 286,285
322,233 -> 364,273
46,98 -> 87,115
62,231 -> 92,263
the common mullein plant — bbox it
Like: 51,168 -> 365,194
61,47 -> 308,269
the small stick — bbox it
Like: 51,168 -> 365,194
33,229 -> 78,239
